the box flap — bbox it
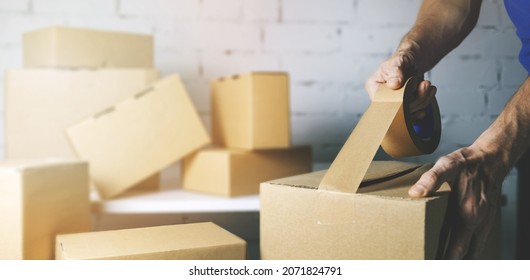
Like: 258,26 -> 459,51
268,161 -> 420,190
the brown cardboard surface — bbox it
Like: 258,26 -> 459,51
260,162 -> 499,259
56,222 -> 246,260
211,72 -> 290,150
66,74 -> 210,199
319,77 -> 441,195
182,146 -> 312,197
0,159 -> 90,260
24,26 -> 153,68
5,68 -> 159,160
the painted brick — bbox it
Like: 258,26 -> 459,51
155,50 -> 200,80
243,0 -> 279,21
201,0 -> 242,20
182,78 -> 210,113
343,86 -> 370,115
0,0 -> 29,12
155,21 -> 260,51
436,86 -> 486,116
200,52 -> 281,81
486,87 -> 517,116
264,23 -> 340,52
430,57 -> 497,89
501,58 -> 528,87
451,27 -> 520,57
291,114 -> 354,146
441,115 -> 495,146
192,22 -> 261,51
65,16 -> 153,34
0,48 -> 23,79
356,0 -> 421,27
283,0 -> 353,22
477,0 -> 501,27
341,25 -> 408,55
120,0 -> 199,18
33,0 -> 115,15
290,82 -> 347,114
0,15 -> 65,46
281,53 -> 364,83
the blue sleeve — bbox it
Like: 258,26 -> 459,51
505,0 -> 530,74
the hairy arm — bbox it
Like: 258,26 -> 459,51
366,0 -> 483,111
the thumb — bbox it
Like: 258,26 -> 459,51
409,155 -> 460,197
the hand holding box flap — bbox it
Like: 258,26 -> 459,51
66,74 -> 211,199
0,159 -> 90,260
24,26 -> 153,68
56,222 -> 246,260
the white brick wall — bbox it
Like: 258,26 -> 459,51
0,0 -> 522,259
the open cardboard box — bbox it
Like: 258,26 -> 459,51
260,161 -> 500,259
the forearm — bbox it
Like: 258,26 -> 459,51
474,77 -> 530,171
396,0 -> 482,74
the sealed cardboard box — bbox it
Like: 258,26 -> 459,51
24,26 -> 153,68
211,72 -> 290,150
182,146 -> 312,197
260,161 -> 500,259
66,74 -> 211,199
56,222 -> 246,260
5,68 -> 159,160
0,159 -> 90,260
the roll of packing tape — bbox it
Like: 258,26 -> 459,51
319,76 -> 441,195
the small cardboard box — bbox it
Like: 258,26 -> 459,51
66,74 -> 211,199
211,72 -> 290,150
0,159 -> 90,260
24,26 -> 153,68
182,146 -> 312,197
56,222 -> 246,260
5,68 -> 159,160
260,161 -> 500,259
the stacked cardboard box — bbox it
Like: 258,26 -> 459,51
0,159 -> 90,260
7,26 -> 161,192
2,26 -> 247,260
181,72 -> 312,197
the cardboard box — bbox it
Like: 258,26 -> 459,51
5,68 -> 159,160
0,159 -> 90,260
66,74 -> 211,199
260,161 -> 500,259
211,72 -> 290,150
182,146 -> 312,197
24,26 -> 153,68
56,222 -> 246,260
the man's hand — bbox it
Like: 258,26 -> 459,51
365,50 -> 437,121
408,144 -> 507,259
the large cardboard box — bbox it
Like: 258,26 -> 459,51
0,159 -> 90,260
24,26 -> 153,68
56,222 -> 246,260
182,146 -> 312,197
66,74 -> 211,199
5,68 -> 159,160
211,72 -> 290,150
260,161 -> 500,259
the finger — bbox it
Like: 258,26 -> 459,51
444,224 -> 474,260
384,62 -> 405,89
408,154 -> 463,197
410,82 -> 436,113
411,110 -> 426,122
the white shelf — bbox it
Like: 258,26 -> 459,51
91,162 -> 329,215
91,189 -> 260,214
